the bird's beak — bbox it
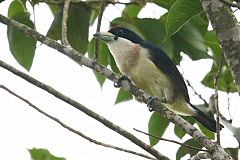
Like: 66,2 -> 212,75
93,32 -> 116,42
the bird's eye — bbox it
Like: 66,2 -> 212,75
114,36 -> 118,40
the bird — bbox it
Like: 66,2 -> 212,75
93,27 -> 223,132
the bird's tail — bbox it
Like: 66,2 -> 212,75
190,103 -> 223,132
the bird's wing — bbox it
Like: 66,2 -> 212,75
142,42 -> 190,102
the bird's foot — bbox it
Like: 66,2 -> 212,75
147,96 -> 166,112
114,75 -> 131,88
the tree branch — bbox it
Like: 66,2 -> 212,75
0,14 -> 231,159
190,152 -> 212,160
201,0 -> 240,95
94,0 -> 107,60
133,128 -> 206,152
185,79 -> 208,107
62,0 -> 71,46
0,60 -> 168,160
0,84 -> 156,160
213,53 -> 224,145
38,0 -> 138,5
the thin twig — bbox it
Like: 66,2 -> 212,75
0,60 -> 168,160
38,0 -> 138,5
226,91 -> 232,121
62,0 -> 71,46
94,0 -> 107,60
0,84 -> 156,160
133,128 -> 207,152
213,53 -> 224,145
185,80 -> 208,106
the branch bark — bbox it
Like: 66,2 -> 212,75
213,53 -> 224,145
94,0 -> 107,60
0,60 -> 167,160
201,0 -> 240,95
62,0 -> 71,46
133,128 -> 206,152
0,14 -> 231,159
191,152 -> 212,160
0,84 -> 156,160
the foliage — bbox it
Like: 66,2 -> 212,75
7,0 -> 36,70
148,112 -> 170,146
224,147 -> 239,160
29,148 -> 65,160
176,138 -> 203,160
165,0 -> 203,39
47,3 -> 92,53
1,0 -> 239,159
115,88 -> 133,104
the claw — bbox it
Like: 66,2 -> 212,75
147,96 -> 166,112
114,75 -> 131,88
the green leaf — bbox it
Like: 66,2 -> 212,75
20,0 -> 27,7
173,23 -> 209,60
47,7 -> 62,40
176,138 -> 203,160
94,72 -> 106,87
115,88 -> 133,104
29,0 -> 39,6
47,3 -> 91,54
190,12 -> 208,35
132,18 -> 165,44
201,63 -> 238,92
94,41 -> 108,87
204,31 -> 222,60
151,0 -> 176,9
97,41 -> 109,67
148,112 -> 170,146
165,0 -> 203,39
88,39 -> 109,66
174,125 -> 186,139
122,4 -> 142,20
197,122 -> 215,139
88,39 -> 109,87
108,54 -> 120,73
203,31 -> 237,92
67,3 -> 90,53
183,116 -> 196,125
89,9 -> 98,25
29,148 -> 65,160
7,12 -> 36,71
87,38 -> 94,59
8,0 -> 26,18
224,147 -> 239,160
88,36 -> 119,86
48,4 -> 61,15
174,117 -> 197,139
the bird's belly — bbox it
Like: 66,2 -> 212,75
127,59 -> 195,116
128,58 -> 175,101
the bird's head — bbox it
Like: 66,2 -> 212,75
93,27 -> 143,44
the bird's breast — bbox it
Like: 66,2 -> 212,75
108,42 -> 141,74
127,48 -> 174,98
